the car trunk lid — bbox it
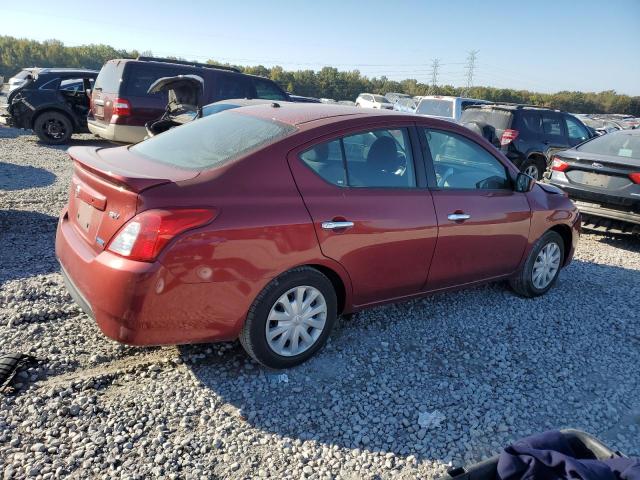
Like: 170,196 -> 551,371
67,145 -> 199,253
556,151 -> 640,192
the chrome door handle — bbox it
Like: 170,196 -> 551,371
321,221 -> 354,230
447,213 -> 471,221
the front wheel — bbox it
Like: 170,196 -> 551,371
239,267 -> 337,368
521,158 -> 545,180
509,231 -> 564,298
34,111 -> 73,145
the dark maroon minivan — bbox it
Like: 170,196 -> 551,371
87,57 -> 289,144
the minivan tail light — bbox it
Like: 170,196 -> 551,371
112,98 -> 131,117
500,129 -> 519,146
107,209 -> 217,262
551,157 -> 570,172
629,172 -> 640,184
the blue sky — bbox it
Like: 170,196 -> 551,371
3,0 -> 640,95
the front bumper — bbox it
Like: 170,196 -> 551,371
55,211 -> 243,346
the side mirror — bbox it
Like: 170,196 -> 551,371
514,172 -> 536,193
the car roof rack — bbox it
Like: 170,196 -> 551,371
136,56 -> 240,73
471,102 -> 560,112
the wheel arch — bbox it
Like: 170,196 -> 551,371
306,263 -> 349,315
548,224 -> 573,266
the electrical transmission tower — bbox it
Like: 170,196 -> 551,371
429,58 -> 440,94
464,50 -> 479,96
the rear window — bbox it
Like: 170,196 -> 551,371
130,111 -> 296,170
576,132 -> 640,160
94,61 -> 125,92
460,108 -> 512,130
416,99 -> 454,118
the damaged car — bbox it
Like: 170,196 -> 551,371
0,68 -> 98,144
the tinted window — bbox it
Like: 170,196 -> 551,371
424,129 -> 510,189
123,63 -> 187,96
565,116 -> 589,142
518,111 -> 543,134
130,111 -> 296,170
94,61 -> 125,93
542,114 -> 563,136
252,78 -> 287,101
576,131 -> 640,160
215,73 -> 250,100
299,128 -> 416,188
300,140 -> 346,186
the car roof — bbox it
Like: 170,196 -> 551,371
231,103 -> 413,127
39,68 -> 98,74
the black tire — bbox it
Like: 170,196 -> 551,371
520,157 -> 546,180
509,230 -> 565,298
239,267 -> 338,369
33,111 -> 73,145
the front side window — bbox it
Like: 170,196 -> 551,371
299,128 -> 416,188
423,129 -> 510,190
565,116 -> 589,142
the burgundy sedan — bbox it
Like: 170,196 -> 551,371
56,104 -> 580,368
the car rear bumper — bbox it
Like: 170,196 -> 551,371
549,174 -> 640,225
55,210 -> 245,346
87,119 -> 147,144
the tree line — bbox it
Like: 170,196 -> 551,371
1,36 -> 638,115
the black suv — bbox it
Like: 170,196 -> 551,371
1,68 -> 98,144
88,57 -> 290,143
460,104 -> 595,179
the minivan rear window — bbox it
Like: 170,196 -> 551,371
130,111 -> 296,170
94,61 -> 125,92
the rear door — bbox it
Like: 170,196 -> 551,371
419,127 -> 531,290
288,123 -> 438,306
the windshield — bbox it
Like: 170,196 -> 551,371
416,99 -> 454,118
576,131 -> 640,160
130,110 -> 296,170
372,95 -> 388,103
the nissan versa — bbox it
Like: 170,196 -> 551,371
56,104 -> 580,368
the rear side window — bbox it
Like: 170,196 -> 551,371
517,111 -> 543,134
130,111 -> 296,170
94,62 -> 125,93
252,78 -> 287,101
216,73 -> 251,100
542,114 -> 563,136
300,128 -> 416,188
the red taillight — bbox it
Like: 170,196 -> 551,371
112,97 -> 131,117
500,129 -> 519,146
107,209 -> 217,262
551,156 -> 570,172
629,172 -> 640,184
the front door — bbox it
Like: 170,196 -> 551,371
419,127 -> 531,290
288,125 -> 438,306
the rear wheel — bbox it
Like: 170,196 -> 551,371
239,267 -> 337,368
509,231 -> 564,297
34,111 -> 73,145
521,157 -> 545,180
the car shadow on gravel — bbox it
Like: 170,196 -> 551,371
586,231 -> 640,254
185,258 -> 640,463
0,210 -> 60,284
0,162 -> 56,191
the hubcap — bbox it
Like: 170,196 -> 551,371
265,286 -> 327,357
524,164 -> 539,179
44,119 -> 66,140
532,242 -> 561,289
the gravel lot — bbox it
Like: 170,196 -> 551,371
1,126 -> 639,479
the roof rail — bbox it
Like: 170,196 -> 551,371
477,102 -> 558,111
136,56 -> 240,73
